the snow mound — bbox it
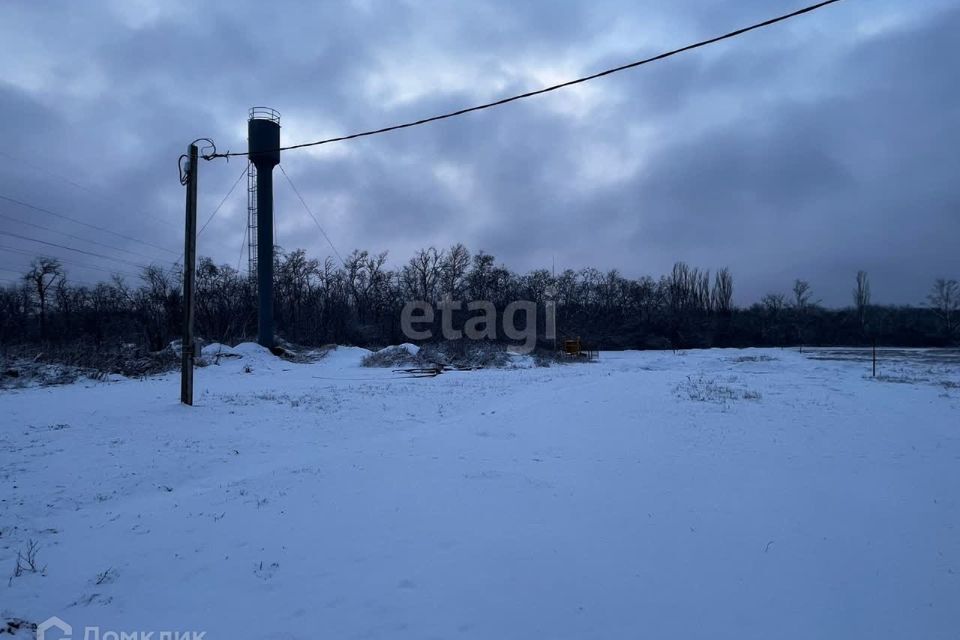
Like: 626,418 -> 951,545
231,342 -> 274,357
397,343 -> 420,355
201,343 -> 241,357
323,345 -> 373,369
507,353 -> 535,369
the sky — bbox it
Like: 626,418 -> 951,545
0,0 -> 957,306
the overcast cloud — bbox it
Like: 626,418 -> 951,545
0,0 -> 957,305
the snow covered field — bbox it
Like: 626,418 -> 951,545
2,346 -> 959,639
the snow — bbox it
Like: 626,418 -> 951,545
506,352 -> 535,368
229,341 -> 275,358
2,347 -> 959,638
199,343 -> 241,358
322,345 -> 374,368
397,343 -> 420,355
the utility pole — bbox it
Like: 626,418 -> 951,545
181,143 -> 199,405
552,255 -> 557,352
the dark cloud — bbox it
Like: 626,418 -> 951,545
0,0 -> 956,304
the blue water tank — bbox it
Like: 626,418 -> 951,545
248,107 -> 280,167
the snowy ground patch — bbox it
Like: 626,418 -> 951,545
2,347 -> 959,638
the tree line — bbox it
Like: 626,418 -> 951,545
1,245 -> 957,352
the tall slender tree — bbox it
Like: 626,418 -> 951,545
24,257 -> 63,340
853,270 -> 871,331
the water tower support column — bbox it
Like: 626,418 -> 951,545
247,107 -> 281,348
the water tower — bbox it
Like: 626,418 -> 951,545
247,107 -> 280,348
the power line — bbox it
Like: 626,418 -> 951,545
0,267 -> 103,289
0,243 -> 139,275
0,266 -> 104,288
279,164 -> 345,265
0,193 -> 179,256
0,149 -> 178,229
210,0 -> 843,159
171,164 -> 249,268
0,230 -> 150,270
237,220 -> 249,273
199,165 -> 248,237
0,243 -> 143,279
0,211 -> 164,262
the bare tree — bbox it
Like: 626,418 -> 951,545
440,243 -> 470,299
522,269 -> 553,304
790,279 -> 821,347
927,278 -> 959,340
666,262 -> 694,316
853,270 -> 871,329
712,268 -> 733,316
402,247 -> 443,302
467,252 -> 496,301
137,265 -> 180,350
0,281 -> 30,343
695,269 -> 711,313
24,257 -> 63,339
792,280 -> 813,310
2,244 -> 953,355
761,293 -> 786,315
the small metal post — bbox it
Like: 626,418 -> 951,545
872,338 -> 877,378
181,143 -> 198,405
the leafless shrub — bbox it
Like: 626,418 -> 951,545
362,341 -> 512,369
272,340 -> 333,364
419,341 -> 510,369
873,374 -> 924,385
676,376 -> 762,403
731,355 -> 777,363
531,348 -> 572,367
11,539 -> 45,580
95,567 -> 118,585
254,560 -> 280,580
362,345 -> 419,368
0,342 -> 179,389
1,619 -> 37,636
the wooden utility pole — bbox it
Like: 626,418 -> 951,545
181,143 -> 199,405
